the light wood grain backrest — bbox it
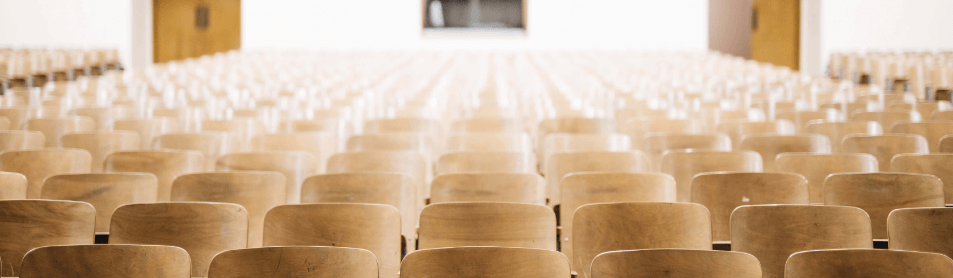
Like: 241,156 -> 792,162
110,202 -> 248,277
891,154 -> 953,205
327,151 -> 428,201
431,173 -> 545,205
660,150 -> 763,202
642,133 -> 731,171
171,172 -> 286,248
263,203 -> 401,278
437,151 -> 535,174
892,102 -> 952,121
888,208 -> 953,259
891,121 -> 953,152
775,153 -> 879,203
451,118 -> 523,133
824,172 -> 944,239
620,118 -> 700,147
419,202 -> 555,250
785,249 -> 953,278
0,131 -> 45,152
27,116 -> 96,147
20,244 -> 191,278
804,120 -> 883,152
69,107 -> 122,131
364,118 -> 440,136
60,132 -> 139,172
851,110 -> 921,130
933,110 -> 953,121
42,173 -> 157,233
692,172 -> 809,242
201,119 -> 265,151
153,132 -> 240,171
445,133 -> 531,152
0,107 -> 36,129
346,133 -> 433,155
730,205 -> 873,278
843,134 -> 928,171
541,133 -> 630,169
0,171 -> 26,199
538,118 -> 614,145
546,151 -> 649,207
0,148 -> 91,198
716,121 -> 796,149
740,134 -> 831,171
573,202 -> 712,278
215,151 -> 315,204
400,246 -> 570,278
114,118 -> 179,149
776,109 -> 840,132
251,132 -> 335,173
104,150 -> 203,201
591,249 -> 762,278
208,246 -> 378,278
0,200 -> 95,276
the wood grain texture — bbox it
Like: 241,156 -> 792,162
114,118 -> 180,149
42,173 -> 158,233
546,151 -> 649,206
775,109 -> 839,132
208,246 -> 378,278
851,111 -> 921,131
0,108 -> 35,130
347,133 -> 433,154
730,205 -> 873,278
153,0 -> 240,63
805,120 -> 883,152
60,132 -> 140,172
153,132 -> 240,171
825,172 -> 944,239
327,151 -> 428,202
739,134 -> 831,171
888,208 -> 953,259
364,118 -> 441,135
0,148 -> 91,198
104,150 -> 204,201
0,131 -> 45,152
776,153 -> 878,203
591,249 -> 762,278
0,171 -> 27,199
573,202 -> 712,278
26,117 -> 96,147
431,173 -> 544,205
894,102 -> 951,121
619,118 -> 701,148
642,133 -> 731,171
660,150 -> 763,202
537,118 -> 614,145
251,132 -> 336,173
20,244 -> 191,278
692,172 -> 809,242
842,134 -> 928,171
215,151 -> 315,204
891,154 -> 953,205
419,202 -> 555,250
716,121 -> 795,149
450,118 -> 524,133
892,121 -> 953,152
785,249 -> 953,278
110,202 -> 248,277
400,246 -> 570,278
437,151 -> 535,174
0,200 -> 95,276
201,119 -> 265,151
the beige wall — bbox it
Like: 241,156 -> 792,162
708,0 -> 751,58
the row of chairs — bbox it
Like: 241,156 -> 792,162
829,51 -> 953,97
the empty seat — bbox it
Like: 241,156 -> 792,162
538,117 -> 614,144
364,118 -> 440,135
208,246 -> 378,278
418,202 -> 555,250
891,154 -> 953,205
114,118 -> 180,149
784,249 -> 953,278
400,246 -> 570,278
776,109 -> 840,132
346,133 -> 433,157
620,118 -> 701,147
201,119 -> 265,151
41,173 -> 157,233
445,133 -> 531,152
825,172 -> 944,239
153,132 -> 241,171
0,171 -> 26,199
739,134 -> 831,171
326,151 -> 428,203
215,151 -> 315,204
804,120 -> 882,152
692,172 -> 809,242
660,150 -> 763,202
60,132 -> 139,172
27,116 -> 96,147
540,133 -> 631,170
641,133 -> 731,171
775,153 -> 879,203
590,249 -> 762,278
545,151 -> 649,206
888,208 -> 953,260
0,107 -> 34,130
437,151 -> 535,174
893,102 -> 952,121
104,150 -> 204,201
891,121 -> 953,152
0,148 -> 91,198
451,118 -> 524,133
842,134 -> 928,171
0,200 -> 95,277
20,244 -> 191,278
430,173 -> 545,205
0,131 -> 45,152
251,133 -> 336,173
851,110 -> 921,130
717,121 -> 796,149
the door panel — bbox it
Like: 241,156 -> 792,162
751,0 -> 799,70
154,0 -> 240,63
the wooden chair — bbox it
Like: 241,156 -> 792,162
431,173 -> 545,205
0,148 -> 91,198
114,118 -> 180,149
0,107 -> 35,129
891,154 -> 953,205
842,134 -> 928,171
851,110 -> 921,130
0,200 -> 95,277
891,121 -> 953,152
451,118 -> 524,133
152,132 -> 240,171
251,133 -> 335,173
263,203 -> 401,278
716,121 -> 796,149
437,152 -> 535,174
20,244 -> 191,278
545,151 -> 649,207
933,110 -> 953,121
891,102 -> 952,121
538,118 -> 614,145
400,246 -> 570,278
775,153 -> 879,203
776,109 -> 840,132
660,150 -> 762,202
171,172 -> 286,248
0,131 -> 45,152
208,246 -> 378,278
41,173 -> 157,233
103,150 -> 203,202
824,172 -> 944,239
69,107 -> 125,131
739,134 -> 831,171
785,249 -> 953,278
110,202 -> 248,277
326,151 -> 428,202
590,249 -> 762,278
364,118 -> 440,135
201,119 -> 264,151
641,133 -> 731,171
418,202 -> 555,250
692,172 -> 809,242
27,117 -> 96,147
573,202 -> 711,278
346,133 -> 433,155
445,133 -> 531,152
620,118 -> 701,147
804,120 -> 882,152
215,151 -> 315,204
60,132 -> 139,172
888,208 -> 953,259
730,205 -> 873,278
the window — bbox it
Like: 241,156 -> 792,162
424,0 -> 525,31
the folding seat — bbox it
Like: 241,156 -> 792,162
327,151 -> 428,203
0,107 -> 35,129
26,116 -> 96,147
201,119 -> 265,151
641,133 -> 731,171
804,120 -> 882,152
0,148 -> 91,198
842,134 -> 928,171
400,247 -> 570,278
785,249 -> 953,278
776,153 -> 878,203
171,172 -> 286,248
445,133 -> 531,152
775,108 -> 840,132
540,133 -> 630,170
0,200 -> 95,277
573,202 -> 711,278
850,110 -> 921,130
888,208 -> 953,259
418,202 -> 555,250
114,118 -> 179,149
69,107 -> 125,131
545,151 -> 649,206
620,118 -> 701,147
153,132 -> 241,171
20,244 -> 190,278
104,150 -> 204,201
215,151 -> 315,204
890,102 -> 952,121
692,172 -> 809,242
437,152 -> 535,174
0,131 -> 44,151
615,108 -> 670,127
60,132 -> 139,172
346,133 -> 434,159
538,117 -> 614,145
590,249 -> 761,278
263,203 -> 400,278
208,246 -> 378,278
110,202 -> 248,277
251,133 -> 336,173
282,118 -> 348,150
41,173 -> 157,233
660,150 -> 762,202
891,121 -> 953,152
740,134 -> 831,171
0,116 -> 12,130
0,171 -> 26,199
825,173 -> 944,240
716,120 -> 795,149
731,205 -> 873,278
152,108 -> 193,131
430,173 -> 545,205
933,110 -> 953,121
450,118 -> 524,133
891,154 -> 953,205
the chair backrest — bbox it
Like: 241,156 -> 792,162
776,109 -> 840,132
545,151 -> 649,206
692,172 -> 809,242
641,133 -> 731,171
451,118 -> 523,133
60,132 -> 139,173
110,202 -> 249,277
0,171 -> 26,199
263,203 -> 401,278
660,150 -> 763,202
824,172 -> 944,239
346,133 -> 433,156
891,154 -> 953,206
895,102 -> 952,121
114,118 -> 180,149
739,134 -> 831,171
851,110 -> 921,130
42,173 -> 157,233
0,131 -> 45,152
171,171 -> 286,248
730,205 -> 873,278
364,118 -> 440,135
215,151 -> 315,204
430,173 -> 544,205
104,150 -> 204,201
208,246 -> 378,278
888,208 -> 953,259
716,121 -> 796,149
775,153 -> 879,203
20,244 -> 191,278
152,132 -> 240,171
437,151 -> 535,174
538,117 -> 614,144
573,202 -> 712,278
419,202 -> 555,250
0,148 -> 91,198
540,133 -> 631,169
26,116 -> 96,147
804,120 -> 882,152
620,118 -> 701,147
201,119 -> 264,150
0,107 -> 34,129
400,246 -> 570,278
0,200 -> 95,277
445,133 -> 530,152
842,134 -> 928,171
326,151 -> 428,202
590,249 -> 762,278
891,121 -> 953,152
785,249 -> 953,278
251,133 -> 336,173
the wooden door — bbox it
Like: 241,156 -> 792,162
751,0 -> 799,70
153,0 -> 240,63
